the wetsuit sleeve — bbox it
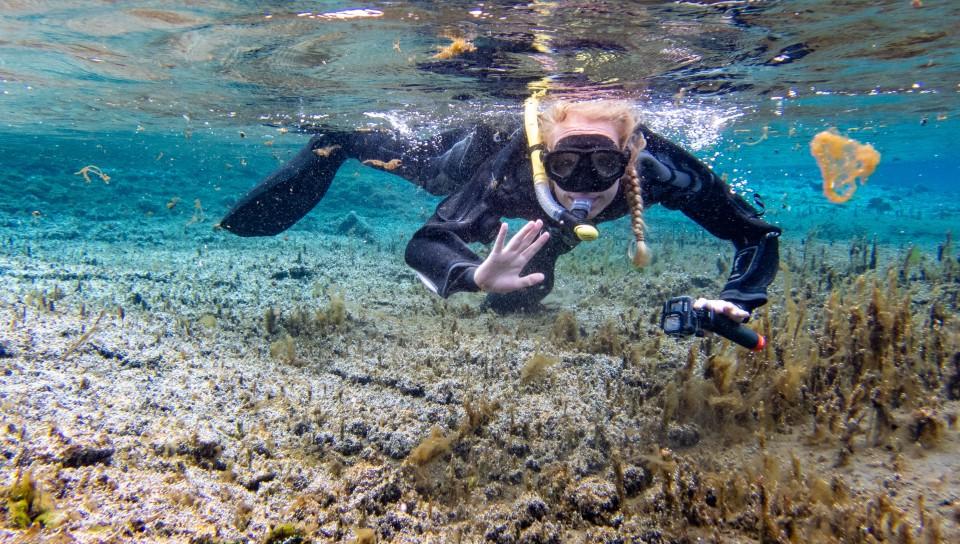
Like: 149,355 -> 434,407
404,178 -> 503,297
642,132 -> 782,313
218,126 -> 494,236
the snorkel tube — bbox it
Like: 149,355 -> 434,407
524,96 -> 600,242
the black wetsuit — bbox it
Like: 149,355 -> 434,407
220,122 -> 781,313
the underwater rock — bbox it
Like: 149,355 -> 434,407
867,197 -> 893,212
515,494 -> 549,529
314,431 -> 334,446
334,436 -> 363,456
507,441 -> 530,458
622,465 -> 653,497
666,422 -> 701,449
0,341 -> 12,358
345,464 -> 401,514
518,521 -> 563,544
243,471 -> 276,492
270,266 -> 313,281
484,522 -> 517,544
567,477 -> 620,525
292,420 -> 311,436
689,275 -> 714,288
337,211 -> 375,242
347,420 -> 370,438
377,510 -> 416,540
60,445 -> 114,467
378,431 -> 414,460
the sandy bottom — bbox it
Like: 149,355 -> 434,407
1,217 -> 958,543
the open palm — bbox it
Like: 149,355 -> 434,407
474,220 -> 550,294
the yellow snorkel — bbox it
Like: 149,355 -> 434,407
523,94 -> 600,242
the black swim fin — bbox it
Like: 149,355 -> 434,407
218,135 -> 348,236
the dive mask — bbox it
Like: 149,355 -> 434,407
542,134 -> 630,193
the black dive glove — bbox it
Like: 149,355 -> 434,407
719,231 -> 780,314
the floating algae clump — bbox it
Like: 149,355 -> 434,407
810,129 -> 880,203
434,36 -> 476,59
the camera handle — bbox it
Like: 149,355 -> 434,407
660,296 -> 766,352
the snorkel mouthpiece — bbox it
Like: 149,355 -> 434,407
569,198 -> 599,241
570,198 -> 593,220
524,95 -> 600,242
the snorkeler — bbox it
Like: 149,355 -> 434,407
219,99 -> 780,319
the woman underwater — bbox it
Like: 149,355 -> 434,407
219,99 -> 781,320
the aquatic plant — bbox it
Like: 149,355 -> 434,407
351,527 -> 376,543
59,309 -> 106,361
405,395 -> 499,468
550,311 -> 579,345
405,426 -> 454,467
263,523 -> 306,544
269,334 -> 297,366
661,242 -> 958,477
264,307 -> 280,336
520,352 -> 558,385
4,470 -> 63,529
319,291 -> 347,328
588,319 -> 624,356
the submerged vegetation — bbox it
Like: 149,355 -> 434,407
1,225 -> 957,542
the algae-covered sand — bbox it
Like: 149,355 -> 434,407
1,215 -> 959,543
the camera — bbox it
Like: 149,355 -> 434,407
660,296 -> 766,351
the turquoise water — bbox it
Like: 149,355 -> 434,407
2,1 -> 957,255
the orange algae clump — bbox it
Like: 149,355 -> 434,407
313,144 -> 341,158
362,158 -> 402,171
809,130 -> 880,203
434,37 -> 477,59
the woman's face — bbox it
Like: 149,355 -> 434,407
546,113 -> 623,219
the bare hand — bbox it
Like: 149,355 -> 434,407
693,298 -> 749,322
474,220 -> 550,294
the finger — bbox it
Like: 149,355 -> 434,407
492,222 -> 508,254
692,297 -> 709,310
518,272 -> 545,288
520,230 -> 550,260
517,219 -> 545,250
506,220 -> 540,253
723,305 -> 749,322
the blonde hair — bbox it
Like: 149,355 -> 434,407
538,100 -> 651,268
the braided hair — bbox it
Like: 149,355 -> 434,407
623,130 -> 651,268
